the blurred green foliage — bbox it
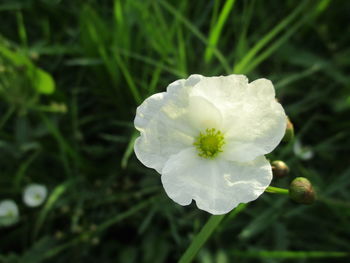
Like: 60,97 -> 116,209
0,0 -> 350,262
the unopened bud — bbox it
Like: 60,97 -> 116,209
283,117 -> 294,142
289,177 -> 316,204
271,160 -> 289,178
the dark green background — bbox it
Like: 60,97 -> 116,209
0,0 -> 349,262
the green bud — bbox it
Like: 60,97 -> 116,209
283,117 -> 294,142
271,160 -> 289,178
289,177 -> 316,204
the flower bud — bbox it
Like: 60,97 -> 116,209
271,160 -> 289,178
289,177 -> 316,204
283,117 -> 294,142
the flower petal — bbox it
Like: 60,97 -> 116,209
190,75 -> 248,108
192,76 -> 285,162
185,74 -> 203,87
161,148 -> 272,214
134,121 -> 194,173
187,95 -> 223,132
134,92 -> 166,132
222,88 -> 286,162
248,78 -> 275,99
134,75 -> 205,173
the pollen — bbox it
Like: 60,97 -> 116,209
194,128 -> 225,159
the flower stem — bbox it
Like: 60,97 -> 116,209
265,186 -> 289,195
179,203 -> 246,263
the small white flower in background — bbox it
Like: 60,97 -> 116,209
23,184 -> 48,207
293,139 -> 314,160
0,200 -> 19,227
134,74 -> 287,214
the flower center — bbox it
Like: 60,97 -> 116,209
194,128 -> 225,159
6,211 -> 14,217
34,193 -> 42,200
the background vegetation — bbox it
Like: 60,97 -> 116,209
0,0 -> 350,262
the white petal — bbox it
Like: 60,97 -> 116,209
23,184 -> 48,207
190,75 -> 248,109
248,78 -> 275,99
161,148 -> 272,214
134,76 -> 204,173
167,79 -> 185,93
187,95 -> 223,132
223,104 -> 286,162
134,75 -> 201,132
134,92 -> 166,132
188,75 -> 286,162
134,122 -> 194,173
185,74 -> 203,87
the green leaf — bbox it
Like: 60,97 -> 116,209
33,68 -> 55,94
0,44 -> 55,94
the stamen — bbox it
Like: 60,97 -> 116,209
193,128 -> 225,159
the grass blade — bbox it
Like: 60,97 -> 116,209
158,0 -> 231,73
33,180 -> 74,240
233,0 -> 308,73
231,250 -> 349,259
204,0 -> 236,63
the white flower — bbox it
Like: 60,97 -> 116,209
0,200 -> 19,227
134,74 -> 287,214
293,139 -> 314,160
23,184 -> 48,207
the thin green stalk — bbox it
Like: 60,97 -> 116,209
14,149 -> 40,189
42,196 -> 157,260
16,11 -> 27,48
95,195 -> 157,233
204,0 -> 236,63
233,0 -> 309,73
113,52 -> 142,104
121,131 -> 138,169
40,114 -> 76,175
158,0 -> 231,73
231,250 -> 349,259
115,47 -> 185,77
241,17 -> 305,74
176,25 -> 187,75
33,180 -> 74,240
179,215 -> 224,263
179,203 -> 246,263
265,186 -> 289,195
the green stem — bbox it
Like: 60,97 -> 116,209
179,203 -> 246,263
265,186 -> 289,195
231,250 -> 349,259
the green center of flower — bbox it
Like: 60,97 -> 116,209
6,211 -> 14,217
34,193 -> 42,200
194,128 -> 225,159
